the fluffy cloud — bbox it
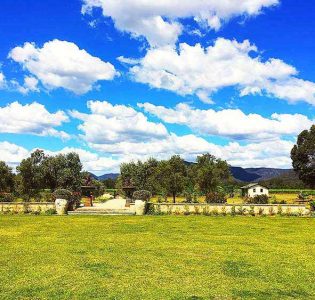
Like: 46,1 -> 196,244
0,141 -> 30,169
0,101 -> 69,139
0,136 -> 294,174
0,72 -> 5,88
70,100 -> 168,144
68,100 -> 295,170
88,134 -> 294,170
47,147 -> 123,175
8,39 -> 117,94
11,76 -> 39,94
138,102 -> 314,140
129,38 -> 315,105
82,0 -> 278,46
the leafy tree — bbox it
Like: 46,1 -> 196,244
102,178 -> 116,189
0,161 -> 14,192
42,153 -> 82,191
156,155 -> 187,203
16,149 -> 46,199
120,158 -> 159,193
291,125 -> 315,188
194,153 -> 231,195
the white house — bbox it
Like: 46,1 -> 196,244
241,183 -> 269,198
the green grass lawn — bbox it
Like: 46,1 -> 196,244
0,215 -> 315,299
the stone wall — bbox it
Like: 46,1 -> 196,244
0,202 -> 55,214
147,203 -> 310,216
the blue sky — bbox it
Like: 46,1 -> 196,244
0,0 -> 314,174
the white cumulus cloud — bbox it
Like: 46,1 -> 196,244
0,101 -> 70,139
69,100 -> 168,144
138,102 -> 314,140
129,38 -> 315,105
8,39 -> 117,94
82,0 -> 278,46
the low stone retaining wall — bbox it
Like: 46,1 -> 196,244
147,203 -> 310,216
0,202 -> 55,214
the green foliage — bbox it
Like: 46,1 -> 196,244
0,161 -> 14,193
310,201 -> 315,211
120,158 -> 159,193
205,191 -> 227,203
246,194 -> 269,204
44,208 -> 57,215
16,149 -> 46,199
0,193 -> 14,202
132,190 -> 152,201
291,125 -> 315,188
194,153 -> 231,195
156,156 -> 187,203
53,189 -> 72,201
16,150 -> 82,200
231,206 -> 236,216
96,193 -> 114,203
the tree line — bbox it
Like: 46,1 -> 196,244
0,149 -> 83,201
0,125 -> 314,201
118,154 -> 233,203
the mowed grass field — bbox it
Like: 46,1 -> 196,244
0,216 -> 315,299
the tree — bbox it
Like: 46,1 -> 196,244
291,125 -> 315,188
120,158 -> 159,193
194,153 -> 231,195
42,153 -> 82,191
0,161 -> 14,192
16,149 -> 46,199
156,155 -> 187,203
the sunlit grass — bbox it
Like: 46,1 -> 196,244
0,215 -> 314,299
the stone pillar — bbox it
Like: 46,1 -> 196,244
134,200 -> 146,215
55,199 -> 68,215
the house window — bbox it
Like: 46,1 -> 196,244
253,188 -> 256,193
261,188 -> 263,193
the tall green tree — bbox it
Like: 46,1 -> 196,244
194,153 -> 231,195
120,158 -> 159,193
291,125 -> 315,188
16,149 -> 46,199
0,161 -> 14,192
156,155 -> 187,203
42,153 -> 83,191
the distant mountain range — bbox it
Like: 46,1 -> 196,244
92,166 -> 292,183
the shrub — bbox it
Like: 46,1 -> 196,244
310,201 -> 315,212
258,207 -> 265,216
96,193 -> 114,203
268,206 -> 276,216
221,206 -> 227,216
231,206 -> 236,216
202,206 -> 210,216
193,193 -> 199,203
45,208 -> 57,215
205,192 -> 227,204
212,208 -> 219,216
249,206 -> 255,216
194,206 -> 201,215
0,193 -> 14,202
246,194 -> 269,204
133,190 -> 151,201
277,205 -> 283,216
237,206 -> 247,215
184,205 -> 190,215
184,191 -> 193,203
53,189 -> 72,201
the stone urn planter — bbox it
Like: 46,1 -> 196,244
134,200 -> 146,215
55,198 -> 69,215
